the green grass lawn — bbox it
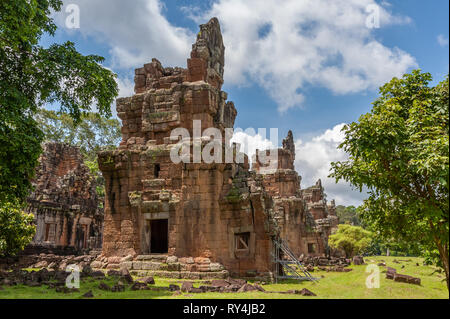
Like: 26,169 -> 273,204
0,256 -> 448,299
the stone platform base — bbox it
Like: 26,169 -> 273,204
91,254 -> 233,280
129,270 -> 229,280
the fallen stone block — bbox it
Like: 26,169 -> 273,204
119,268 -> 133,284
140,276 -> 155,285
286,288 -> 316,296
131,282 -> 149,291
168,284 -> 180,291
90,270 -> 106,278
210,279 -> 229,287
393,273 -> 421,285
237,283 -> 257,293
181,281 -> 193,293
254,284 -> 265,292
98,282 -> 111,291
352,256 -> 364,265
386,267 -> 397,280
106,270 -> 121,277
111,283 -> 125,292
299,288 -> 316,296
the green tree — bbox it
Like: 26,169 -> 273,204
330,70 -> 449,288
365,236 -> 422,257
336,205 -> 361,226
35,108 -> 121,198
328,224 -> 372,258
0,0 -> 118,205
0,201 -> 36,257
35,109 -> 121,162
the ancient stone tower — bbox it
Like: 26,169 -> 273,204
27,143 -> 103,252
97,18 -> 338,278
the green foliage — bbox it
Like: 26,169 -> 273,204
365,236 -> 422,257
0,0 -> 118,205
1,256 -> 448,299
329,224 -> 373,258
0,201 -> 36,257
35,109 -> 121,162
330,70 -> 449,287
335,205 -> 361,226
35,109 -> 121,199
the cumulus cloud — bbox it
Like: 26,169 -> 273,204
231,124 -> 367,206
190,0 -> 417,112
437,34 -> 449,47
231,130 -> 275,162
54,0 -> 193,70
295,123 -> 366,206
52,0 -> 416,113
117,77 -> 135,98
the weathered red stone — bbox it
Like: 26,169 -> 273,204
97,18 -> 340,278
26,143 -> 103,252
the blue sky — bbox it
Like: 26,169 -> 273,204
42,0 -> 449,206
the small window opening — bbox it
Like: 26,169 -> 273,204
235,232 -> 250,251
308,243 -> 316,253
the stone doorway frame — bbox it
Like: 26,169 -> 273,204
142,212 -> 169,254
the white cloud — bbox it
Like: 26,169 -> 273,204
437,34 -> 449,47
54,0 -> 193,70
231,124 -> 366,206
191,0 -> 417,112
117,77 -> 135,98
294,123 -> 366,206
231,130 -> 275,162
52,0 -> 416,114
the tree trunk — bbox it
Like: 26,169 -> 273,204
429,220 -> 449,290
435,240 -> 449,290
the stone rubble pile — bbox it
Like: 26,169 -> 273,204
0,267 -> 318,297
0,251 -> 101,272
0,266 -> 105,289
299,255 -> 352,267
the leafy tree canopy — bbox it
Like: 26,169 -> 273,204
0,0 -> 118,205
330,70 -> 449,288
35,108 -> 121,199
335,205 -> 361,226
0,201 -> 36,257
35,108 -> 121,163
329,224 -> 372,258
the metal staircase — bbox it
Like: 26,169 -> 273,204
272,237 -> 317,282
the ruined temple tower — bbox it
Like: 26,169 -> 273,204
27,143 -> 103,252
97,18 -> 338,278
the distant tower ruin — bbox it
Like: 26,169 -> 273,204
26,143 -> 103,253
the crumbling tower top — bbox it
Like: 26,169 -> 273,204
187,17 -> 225,89
118,17 -> 236,146
282,130 -> 295,160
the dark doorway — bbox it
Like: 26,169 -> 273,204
150,219 -> 168,253
154,164 -> 160,178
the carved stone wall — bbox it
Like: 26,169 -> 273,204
26,143 -> 103,252
98,18 -> 277,277
97,18 -> 339,277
